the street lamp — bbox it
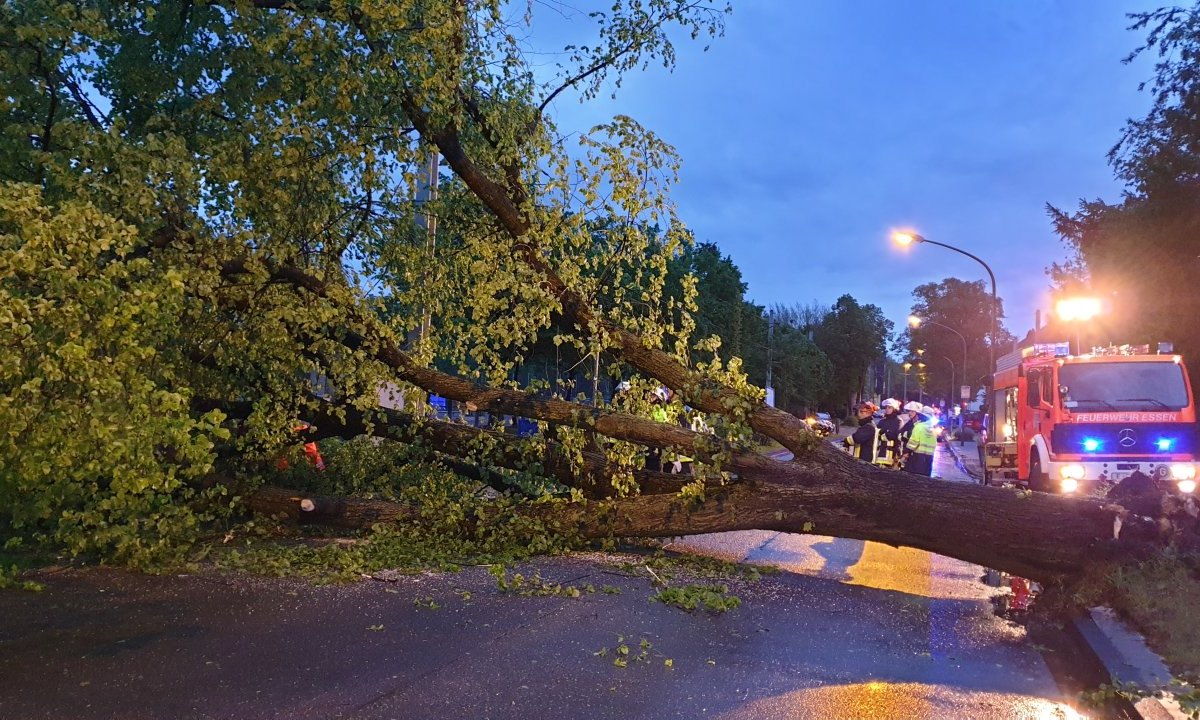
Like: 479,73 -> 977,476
909,315 -> 968,408
902,361 -> 912,402
892,231 -> 997,387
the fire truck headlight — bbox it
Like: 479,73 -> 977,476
1177,479 -> 1197,494
1169,463 -> 1197,481
1059,464 -> 1086,481
1060,478 -> 1080,493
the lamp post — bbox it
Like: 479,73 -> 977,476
909,315 -> 968,409
894,230 -> 997,438
941,355 -> 956,407
902,361 -> 912,402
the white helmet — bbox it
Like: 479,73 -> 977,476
921,405 -> 936,416
882,398 -> 901,410
903,401 -> 923,413
616,381 -> 632,392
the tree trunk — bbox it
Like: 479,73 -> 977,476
248,439 -> 1155,582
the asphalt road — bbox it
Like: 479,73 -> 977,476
0,442 -> 1088,720
667,441 -> 1086,719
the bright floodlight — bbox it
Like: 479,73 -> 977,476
1055,297 -> 1103,322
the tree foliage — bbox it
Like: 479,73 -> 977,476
900,277 -> 1010,405
0,0 -> 748,562
811,295 -> 891,411
1048,3 -> 1200,378
664,245 -> 832,416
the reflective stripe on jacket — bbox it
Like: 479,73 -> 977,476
843,420 -> 879,463
906,419 -> 937,455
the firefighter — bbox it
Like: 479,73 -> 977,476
842,401 -> 880,463
901,401 -> 937,477
876,398 -> 904,467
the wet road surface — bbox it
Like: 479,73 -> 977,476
668,441 -> 1087,719
0,442 -> 1089,719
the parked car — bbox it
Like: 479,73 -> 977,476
965,412 -> 985,434
806,412 -> 836,437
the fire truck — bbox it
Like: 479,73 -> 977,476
983,342 -> 1199,494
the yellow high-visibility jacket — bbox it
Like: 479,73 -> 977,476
906,419 -> 938,455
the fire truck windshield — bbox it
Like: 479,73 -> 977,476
1058,361 -> 1190,411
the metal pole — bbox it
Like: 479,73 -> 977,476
417,149 -> 439,344
766,310 -> 774,390
912,235 -> 997,439
942,355 -> 955,433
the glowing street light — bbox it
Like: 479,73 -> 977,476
1055,297 -> 1103,322
902,361 -> 913,402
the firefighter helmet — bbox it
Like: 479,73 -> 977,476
903,401 -> 923,413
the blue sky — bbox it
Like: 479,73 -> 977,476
534,1 -> 1160,342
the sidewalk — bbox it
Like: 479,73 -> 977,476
941,439 -> 983,483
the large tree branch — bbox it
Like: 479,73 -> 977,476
396,90 -> 814,455
218,258 -> 774,474
248,456 -> 1149,581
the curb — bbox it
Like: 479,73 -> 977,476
1067,608 -> 1189,719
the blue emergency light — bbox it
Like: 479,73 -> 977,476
1157,438 -> 1175,452
1082,438 -> 1102,452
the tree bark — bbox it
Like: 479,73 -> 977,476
248,457 -> 1150,581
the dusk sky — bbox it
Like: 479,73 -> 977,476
536,1 -> 1160,346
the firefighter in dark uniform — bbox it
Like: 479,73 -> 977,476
842,401 -> 880,463
875,398 -> 904,467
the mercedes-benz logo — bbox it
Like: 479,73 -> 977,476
1118,428 -> 1137,448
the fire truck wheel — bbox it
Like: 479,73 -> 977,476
1028,453 -> 1048,493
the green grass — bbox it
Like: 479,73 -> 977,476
1099,553 -> 1200,679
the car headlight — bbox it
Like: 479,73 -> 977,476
1177,479 -> 1197,494
1169,463 -> 1197,481
1060,477 -> 1080,494
1059,464 -> 1086,481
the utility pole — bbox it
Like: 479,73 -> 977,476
410,148 -> 440,414
765,310 -> 775,407
416,149 -> 439,342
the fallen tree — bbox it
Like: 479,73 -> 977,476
1,0 -> 1194,593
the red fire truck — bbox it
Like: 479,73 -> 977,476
984,342 -> 1199,494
